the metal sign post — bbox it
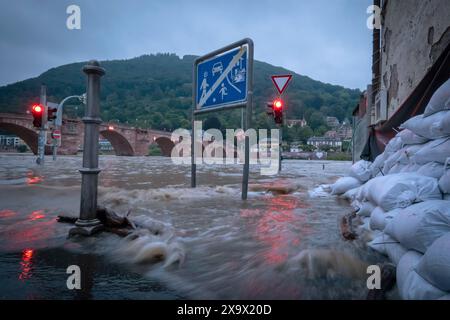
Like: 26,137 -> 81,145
270,74 -> 292,173
191,38 -> 254,200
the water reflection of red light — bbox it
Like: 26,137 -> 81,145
19,248 -> 34,281
29,210 -> 45,221
242,195 -> 313,266
26,171 -> 43,185
0,209 -> 16,218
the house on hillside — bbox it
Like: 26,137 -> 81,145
286,118 -> 308,128
307,136 -> 342,150
325,116 -> 340,129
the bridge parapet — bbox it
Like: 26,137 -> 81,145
0,112 -> 176,156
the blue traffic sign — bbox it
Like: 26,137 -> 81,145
196,47 -> 248,110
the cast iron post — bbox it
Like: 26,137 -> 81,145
70,60 -> 105,236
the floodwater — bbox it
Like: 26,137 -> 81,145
0,154 -> 385,300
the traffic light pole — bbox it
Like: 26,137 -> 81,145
279,126 -> 282,173
36,85 -> 47,165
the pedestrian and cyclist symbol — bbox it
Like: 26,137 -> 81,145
196,46 -> 248,110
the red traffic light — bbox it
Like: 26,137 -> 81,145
273,99 -> 283,110
31,104 -> 43,128
32,104 -> 43,113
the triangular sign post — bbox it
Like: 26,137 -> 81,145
271,75 -> 292,95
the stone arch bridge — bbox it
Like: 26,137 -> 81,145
0,112 -> 176,156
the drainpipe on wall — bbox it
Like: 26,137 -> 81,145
371,0 -> 382,123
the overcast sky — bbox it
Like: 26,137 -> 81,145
0,0 -> 373,89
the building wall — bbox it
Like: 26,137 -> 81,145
380,0 -> 450,118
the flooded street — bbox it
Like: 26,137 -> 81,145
0,154 -> 384,299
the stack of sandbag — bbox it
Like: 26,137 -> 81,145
330,176 -> 362,195
367,201 -> 450,299
326,78 -> 450,299
330,160 -> 373,196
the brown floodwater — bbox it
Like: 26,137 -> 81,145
0,154 -> 385,299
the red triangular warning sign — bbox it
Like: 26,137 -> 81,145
271,75 -> 292,94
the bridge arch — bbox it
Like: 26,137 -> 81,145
100,129 -> 134,156
0,122 -> 38,154
153,137 -> 175,157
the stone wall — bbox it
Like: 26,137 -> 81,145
380,0 -> 450,118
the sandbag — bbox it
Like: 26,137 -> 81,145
397,129 -> 429,145
385,136 -> 403,153
382,149 -> 405,174
362,173 -> 442,212
369,207 -> 386,231
400,163 -> 422,173
331,177 -> 362,195
369,233 -> 407,265
438,159 -> 450,194
349,160 -> 372,183
369,207 -> 400,231
342,187 -> 360,201
357,201 -> 376,217
412,138 -> 450,165
400,111 -> 450,139
423,78 -> 450,117
388,163 -> 406,175
417,162 -> 445,179
415,233 -> 450,291
397,251 -> 447,300
397,144 -> 423,165
384,200 -> 450,253
371,153 -> 386,178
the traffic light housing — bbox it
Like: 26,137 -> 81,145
31,104 -> 43,128
272,98 -> 284,124
47,106 -> 57,122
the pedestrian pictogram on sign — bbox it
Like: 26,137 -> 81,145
196,46 -> 248,110
271,75 -> 292,95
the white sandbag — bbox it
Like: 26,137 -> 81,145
363,173 -> 442,212
384,200 -> 450,253
412,138 -> 450,165
368,232 -> 389,254
382,149 -> 404,174
438,159 -> 450,194
369,233 -> 407,265
385,136 -> 403,153
423,78 -> 450,117
357,217 -> 371,232
371,153 -> 386,177
397,129 -> 429,145
369,207 -> 386,231
415,233 -> 450,291
342,187 -> 360,201
349,160 -> 372,183
400,111 -> 450,139
417,162 -> 445,179
400,163 -> 422,173
357,201 -> 376,217
369,207 -> 401,231
386,240 -> 408,266
397,144 -> 423,165
388,163 -> 406,174
331,177 -> 362,195
397,251 -> 447,300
